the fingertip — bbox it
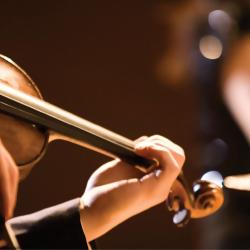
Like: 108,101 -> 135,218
178,146 -> 186,159
134,136 -> 148,144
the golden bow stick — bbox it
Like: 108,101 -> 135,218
224,174 -> 250,191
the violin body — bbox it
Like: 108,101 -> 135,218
0,56 -> 48,178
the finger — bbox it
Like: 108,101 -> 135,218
146,135 -> 185,158
134,136 -> 148,144
146,139 -> 185,167
135,143 -> 183,202
136,135 -> 185,168
135,142 -> 182,176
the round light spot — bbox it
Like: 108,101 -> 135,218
199,35 -> 223,60
208,10 -> 232,33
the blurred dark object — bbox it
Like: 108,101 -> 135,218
191,1 -> 250,248
152,0 -> 250,247
224,174 -> 250,191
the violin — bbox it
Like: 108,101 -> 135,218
0,55 -> 224,248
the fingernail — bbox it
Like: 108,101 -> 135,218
154,169 -> 162,178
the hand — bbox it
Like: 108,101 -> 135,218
0,140 -> 19,220
80,135 -> 185,241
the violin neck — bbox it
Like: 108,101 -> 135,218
0,83 -> 154,171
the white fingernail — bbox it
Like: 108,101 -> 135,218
154,169 -> 162,177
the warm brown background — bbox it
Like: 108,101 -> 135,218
0,1 -> 201,248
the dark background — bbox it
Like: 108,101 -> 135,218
0,1 -> 200,248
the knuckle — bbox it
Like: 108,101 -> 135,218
178,146 -> 185,157
181,153 -> 186,163
175,146 -> 186,164
151,134 -> 165,141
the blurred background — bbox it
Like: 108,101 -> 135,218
1,0 -> 250,248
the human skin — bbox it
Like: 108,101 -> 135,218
0,134 -> 185,242
80,135 -> 185,241
222,35 -> 250,144
0,139 -> 19,220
